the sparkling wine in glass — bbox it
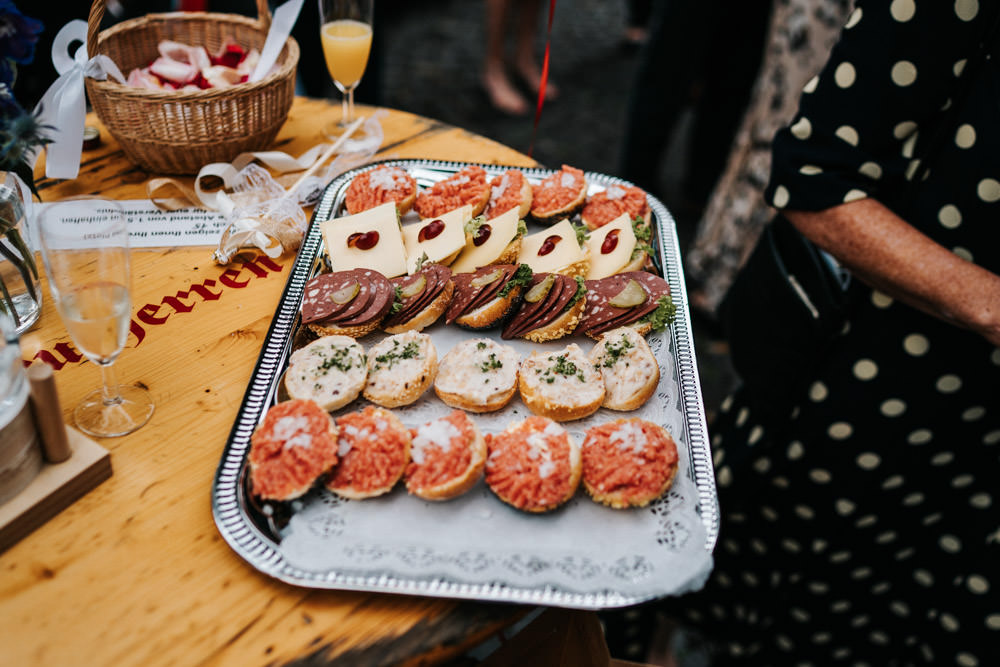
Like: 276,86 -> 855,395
318,0 -> 373,137
37,197 -> 154,437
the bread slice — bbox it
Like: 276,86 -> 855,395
581,419 -> 679,508
363,331 -> 438,407
522,293 -> 586,343
307,318 -> 384,339
405,410 -> 486,500
494,236 -> 522,266
383,280 -> 455,334
454,284 -> 524,330
327,407 -> 411,499
530,165 -> 588,223
485,417 -> 582,513
588,326 -> 659,411
518,344 -> 605,421
434,338 -> 521,412
283,336 -> 367,411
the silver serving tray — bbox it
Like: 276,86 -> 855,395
212,160 -> 718,609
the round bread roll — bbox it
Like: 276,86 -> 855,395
327,406 -> 411,499
588,327 -> 660,411
344,164 -> 418,215
249,399 -> 339,501
530,164 -> 587,222
363,331 -> 438,407
405,410 -> 486,500
284,336 -> 367,411
518,343 -> 605,421
434,338 -> 521,412
581,418 -> 678,508
485,416 -> 582,513
414,165 -> 491,218
484,169 -> 533,220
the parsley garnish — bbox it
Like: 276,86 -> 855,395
317,345 -> 359,373
541,354 -> 587,383
464,215 -> 486,236
476,341 -> 487,350
641,294 -> 677,331
571,220 -> 589,246
631,216 -> 655,261
499,263 -> 533,298
602,332 -> 634,367
414,252 -> 430,272
373,339 -> 421,371
516,218 -> 528,238
566,276 -> 586,308
479,352 -> 503,372
390,285 -> 404,314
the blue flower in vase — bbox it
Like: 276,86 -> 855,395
0,0 -> 44,87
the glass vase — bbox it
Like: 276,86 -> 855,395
0,172 -> 42,335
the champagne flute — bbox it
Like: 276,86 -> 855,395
37,197 -> 154,437
318,0 -> 373,138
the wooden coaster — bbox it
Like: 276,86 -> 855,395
0,427 -> 112,554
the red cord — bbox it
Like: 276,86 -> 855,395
529,0 -> 557,158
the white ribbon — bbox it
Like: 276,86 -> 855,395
251,0 -> 304,83
33,20 -> 125,180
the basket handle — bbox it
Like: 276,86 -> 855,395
87,0 -> 273,57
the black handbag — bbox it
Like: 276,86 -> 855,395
719,215 -> 851,420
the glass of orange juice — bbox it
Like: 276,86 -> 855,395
318,0 -> 373,136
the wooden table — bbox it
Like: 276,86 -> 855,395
0,98 -> 580,666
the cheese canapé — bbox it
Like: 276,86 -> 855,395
319,201 -> 408,277
450,207 -> 520,274
402,205 -> 472,274
584,213 -> 637,280
518,219 -> 587,275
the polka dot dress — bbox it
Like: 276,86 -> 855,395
671,2 -> 1000,665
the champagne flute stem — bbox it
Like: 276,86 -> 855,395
344,86 -> 354,124
98,361 -> 124,406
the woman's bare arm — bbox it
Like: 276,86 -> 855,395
785,198 -> 1000,346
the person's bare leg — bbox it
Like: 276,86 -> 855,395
514,0 -> 559,100
482,0 -> 529,115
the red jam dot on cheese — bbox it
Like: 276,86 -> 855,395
418,219 -> 445,242
538,235 -> 562,257
601,230 -> 620,255
347,230 -> 380,250
473,223 -> 493,247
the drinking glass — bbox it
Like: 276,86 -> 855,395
37,197 -> 154,437
318,0 -> 373,137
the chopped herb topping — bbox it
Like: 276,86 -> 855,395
601,332 -> 634,367
641,294 -> 677,331
541,354 -> 586,383
373,339 -> 421,371
479,352 -> 503,372
390,285 -> 404,314
476,341 -> 487,350
499,263 -> 534,298
315,345 -> 360,373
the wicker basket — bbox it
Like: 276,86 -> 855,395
84,0 -> 299,175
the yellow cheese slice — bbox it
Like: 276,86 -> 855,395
584,212 -> 637,279
518,219 -> 587,274
450,207 -> 520,274
402,204 -> 471,274
319,201 -> 408,277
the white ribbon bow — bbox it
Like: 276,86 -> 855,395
33,20 -> 125,180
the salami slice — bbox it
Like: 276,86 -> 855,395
502,273 -> 563,339
520,274 -> 580,336
301,271 -> 364,324
338,271 -> 394,326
